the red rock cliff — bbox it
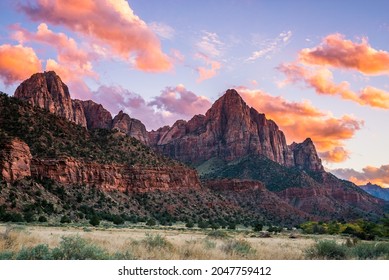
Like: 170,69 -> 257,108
14,71 -> 87,127
0,138 -> 32,182
149,89 -> 323,171
30,157 -> 200,193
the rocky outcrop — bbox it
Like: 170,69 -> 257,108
14,71 -> 87,127
80,100 -> 113,130
0,139 -> 32,182
149,89 -> 322,171
290,138 -> 324,172
30,157 -> 199,193
112,111 -> 149,145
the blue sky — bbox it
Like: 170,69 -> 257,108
1,0 -> 389,186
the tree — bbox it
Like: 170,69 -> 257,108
89,215 -> 100,226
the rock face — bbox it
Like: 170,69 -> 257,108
0,139 -> 32,182
112,111 -> 149,145
80,100 -> 113,130
14,71 -> 87,127
31,157 -> 200,193
149,89 -> 322,172
290,138 -> 324,172
14,72 -> 150,144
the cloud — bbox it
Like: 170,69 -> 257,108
196,53 -> 221,82
236,86 -> 363,163
332,165 -> 389,188
299,33 -> 389,75
278,62 -> 389,109
0,44 -> 42,86
149,85 -> 211,117
92,84 -> 211,130
19,0 -> 172,72
319,147 -> 349,163
12,23 -> 97,83
196,31 -> 224,57
149,22 -> 175,40
248,30 -> 292,61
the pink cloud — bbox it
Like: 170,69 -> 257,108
0,44 -> 42,86
332,165 -> 389,188
196,53 -> 221,82
299,33 -> 389,75
149,85 -> 211,117
236,86 -> 363,163
19,0 -> 172,72
278,63 -> 389,109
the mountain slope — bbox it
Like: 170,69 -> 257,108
360,183 -> 389,201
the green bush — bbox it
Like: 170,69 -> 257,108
38,216 -> 47,223
142,234 -> 172,249
89,215 -> 100,226
207,230 -> 230,239
0,251 -> 14,260
352,242 -> 389,260
51,236 -> 109,260
60,215 -> 71,224
146,218 -> 156,226
305,240 -> 348,260
16,244 -> 52,260
222,239 -> 255,256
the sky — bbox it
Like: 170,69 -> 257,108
0,0 -> 389,187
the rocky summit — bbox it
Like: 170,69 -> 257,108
149,89 -> 322,172
14,71 -> 149,144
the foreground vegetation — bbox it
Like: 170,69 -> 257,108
1,223 -> 388,260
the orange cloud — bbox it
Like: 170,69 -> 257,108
299,33 -> 389,75
12,23 -> 97,83
278,63 -> 389,109
20,0 -> 171,72
332,165 -> 389,188
236,87 -> 363,163
0,44 -> 42,86
196,53 -> 221,82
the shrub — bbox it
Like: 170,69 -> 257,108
38,216 -> 47,223
222,239 -> 255,256
60,215 -> 71,224
305,240 -> 348,260
142,234 -> 172,249
207,230 -> 230,239
16,244 -> 52,260
51,236 -> 109,260
112,215 -> 125,225
185,221 -> 194,228
146,218 -> 156,226
253,223 -> 263,232
0,251 -> 14,260
351,242 -> 389,260
89,215 -> 100,226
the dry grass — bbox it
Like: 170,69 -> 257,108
0,224 -> 316,260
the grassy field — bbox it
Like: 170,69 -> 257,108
1,223 -> 388,260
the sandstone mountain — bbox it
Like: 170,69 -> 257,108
14,71 -> 149,144
1,72 -> 387,225
149,89 -> 323,172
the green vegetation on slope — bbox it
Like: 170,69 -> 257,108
0,93 -> 176,166
198,155 -> 318,191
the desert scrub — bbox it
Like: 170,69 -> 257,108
51,235 -> 109,260
207,230 -> 230,239
142,233 -> 172,249
350,242 -> 389,260
305,240 -> 348,260
222,239 -> 256,257
16,244 -> 52,260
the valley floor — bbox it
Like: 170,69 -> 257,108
0,223 -> 374,260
